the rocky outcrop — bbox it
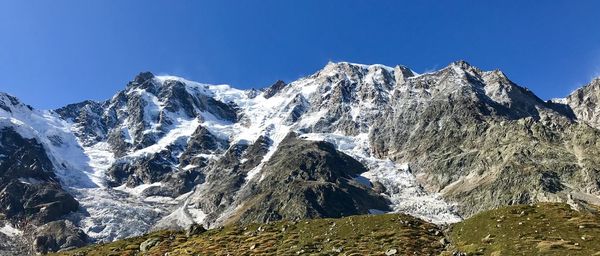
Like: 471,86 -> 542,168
188,141 -> 264,226
0,127 -> 83,254
107,151 -> 175,187
55,100 -> 108,146
32,220 -> 88,253
228,133 -> 390,224
185,132 -> 391,227
179,126 -> 228,167
0,128 -> 79,225
263,80 -> 287,99
566,78 -> 600,128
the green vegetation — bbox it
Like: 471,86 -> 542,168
54,213 -> 444,256
449,203 -> 600,256
54,203 -> 600,256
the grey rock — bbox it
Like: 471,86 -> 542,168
565,78 -> 600,128
481,234 -> 494,243
228,133 -> 391,224
55,100 -> 108,146
0,128 -> 78,225
32,220 -> 88,254
186,223 -> 206,237
440,237 -> 449,245
140,237 -> 161,252
179,126 -> 228,167
385,248 -> 398,255
263,80 -> 287,99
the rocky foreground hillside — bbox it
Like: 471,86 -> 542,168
54,203 -> 600,256
2,60 -> 600,254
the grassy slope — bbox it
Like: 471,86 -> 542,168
449,203 -> 600,256
55,213 -> 444,256
54,203 -> 600,256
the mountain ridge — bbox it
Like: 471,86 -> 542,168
1,60 -> 600,254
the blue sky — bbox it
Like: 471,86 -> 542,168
1,1 -> 599,109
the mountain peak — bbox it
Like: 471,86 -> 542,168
450,60 -> 472,68
134,71 -> 155,84
322,61 -> 395,73
0,92 -> 33,113
445,60 -> 484,76
394,65 -> 415,83
263,80 -> 287,99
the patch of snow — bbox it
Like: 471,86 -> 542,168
144,196 -> 178,204
551,97 -> 568,104
82,142 -> 114,187
0,223 -> 22,237
114,182 -> 163,196
182,164 -> 198,170
198,111 -> 234,141
17,177 -> 43,185
129,118 -> 200,157
188,208 -> 207,224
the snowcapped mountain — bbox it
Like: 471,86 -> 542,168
2,61 -> 600,254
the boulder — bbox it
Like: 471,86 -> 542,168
32,220 -> 88,254
140,237 -> 161,252
186,223 -> 207,237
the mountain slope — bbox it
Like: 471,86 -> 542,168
0,94 -> 87,254
224,133 -> 391,224
367,63 -> 600,216
53,203 -> 600,256
450,203 -> 600,255
2,61 -> 600,254
54,211 -> 447,256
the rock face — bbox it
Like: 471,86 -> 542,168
185,223 -> 206,237
566,78 -> 600,128
364,62 -> 600,216
55,100 -> 107,147
225,133 -> 390,224
262,80 -> 287,99
0,128 -> 78,225
0,94 -> 84,254
33,220 -> 88,253
3,61 -> 600,254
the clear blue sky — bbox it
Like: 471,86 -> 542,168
1,1 -> 599,109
